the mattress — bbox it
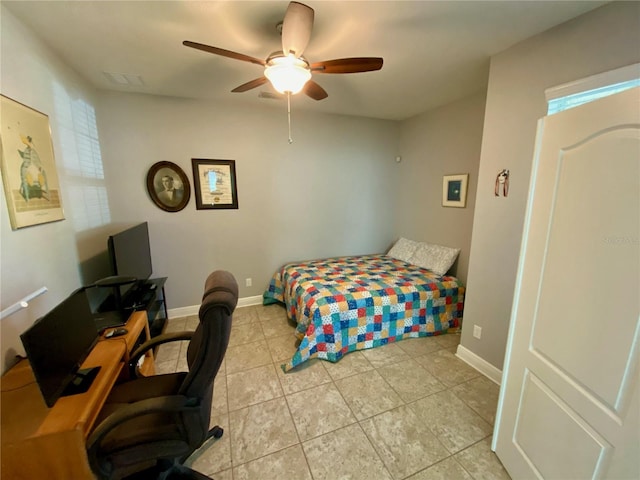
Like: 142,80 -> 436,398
263,254 -> 465,371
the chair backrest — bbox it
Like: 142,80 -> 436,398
178,270 -> 237,444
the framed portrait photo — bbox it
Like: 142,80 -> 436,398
442,174 -> 469,208
0,95 -> 65,229
146,161 -> 191,212
191,159 -> 239,210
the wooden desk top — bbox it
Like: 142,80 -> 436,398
1,310 -> 151,479
1,310 -> 148,442
103,310 -> 147,354
1,340 -> 126,442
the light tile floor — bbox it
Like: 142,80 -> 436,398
154,304 -> 511,480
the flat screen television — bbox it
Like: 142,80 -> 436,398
20,288 -> 101,408
107,222 -> 153,303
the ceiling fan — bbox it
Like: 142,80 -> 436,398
183,1 -> 383,101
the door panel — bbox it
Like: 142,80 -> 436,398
531,129 -> 639,411
495,87 -> 640,479
514,371 -> 609,479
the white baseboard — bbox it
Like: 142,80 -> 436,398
167,305 -> 198,318
167,294 -> 264,319
456,344 -> 503,386
238,295 -> 264,308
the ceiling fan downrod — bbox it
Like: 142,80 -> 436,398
287,91 -> 294,144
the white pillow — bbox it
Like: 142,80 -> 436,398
386,237 -> 420,263
410,243 -> 460,276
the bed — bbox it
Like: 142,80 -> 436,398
263,251 -> 465,372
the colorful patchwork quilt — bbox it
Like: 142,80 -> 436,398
263,254 -> 465,372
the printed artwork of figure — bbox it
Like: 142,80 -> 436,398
18,134 -> 49,202
156,174 -> 184,207
495,169 -> 509,197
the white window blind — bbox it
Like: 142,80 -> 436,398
53,82 -> 111,230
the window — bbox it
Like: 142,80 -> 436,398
53,82 -> 111,230
546,63 -> 640,115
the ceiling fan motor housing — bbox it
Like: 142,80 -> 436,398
264,51 -> 311,94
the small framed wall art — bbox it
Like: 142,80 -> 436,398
146,161 -> 191,212
191,159 -> 239,210
0,95 -> 65,229
442,174 -> 469,208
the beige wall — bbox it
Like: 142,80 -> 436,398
396,90 -> 487,285
0,5 -> 99,373
96,92 -> 401,309
0,4 -> 402,374
461,1 -> 640,370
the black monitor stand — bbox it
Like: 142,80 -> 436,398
92,275 -> 138,311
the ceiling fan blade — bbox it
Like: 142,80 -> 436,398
281,2 -> 314,58
303,80 -> 328,101
231,77 -> 269,93
311,58 -> 384,74
183,40 -> 265,66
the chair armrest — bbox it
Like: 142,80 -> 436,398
86,395 -> 195,478
129,331 -> 194,377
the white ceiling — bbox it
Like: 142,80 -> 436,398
4,1 -> 608,120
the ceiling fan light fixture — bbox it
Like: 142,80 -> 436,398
264,54 -> 311,94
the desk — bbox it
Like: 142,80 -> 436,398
1,311 -> 153,479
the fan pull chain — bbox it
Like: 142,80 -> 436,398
287,91 -> 293,144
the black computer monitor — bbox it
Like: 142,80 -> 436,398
108,222 -> 153,285
20,288 -> 101,408
106,222 -> 153,308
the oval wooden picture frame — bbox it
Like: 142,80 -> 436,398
146,161 -> 191,212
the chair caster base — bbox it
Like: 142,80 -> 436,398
208,425 -> 223,439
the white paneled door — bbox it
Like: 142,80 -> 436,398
494,87 -> 640,479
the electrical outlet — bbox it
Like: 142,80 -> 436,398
473,325 -> 482,339
245,278 -> 252,287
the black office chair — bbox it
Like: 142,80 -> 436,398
87,270 -> 237,480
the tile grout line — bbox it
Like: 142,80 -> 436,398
278,364 -> 314,479
359,355 -> 461,480
167,309 -> 505,479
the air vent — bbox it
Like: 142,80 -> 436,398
103,72 -> 145,86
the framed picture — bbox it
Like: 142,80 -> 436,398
146,161 -> 191,212
442,174 -> 469,208
191,159 -> 239,210
0,95 -> 65,229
